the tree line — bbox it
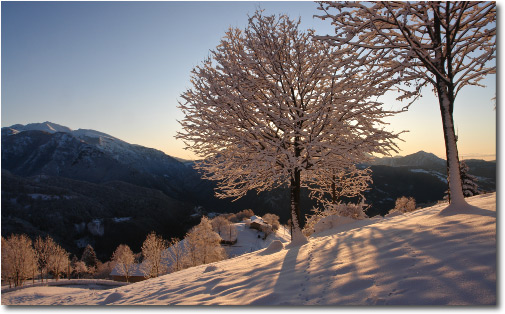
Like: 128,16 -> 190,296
1,234 -> 111,288
1,209 -> 281,286
112,209 -> 281,282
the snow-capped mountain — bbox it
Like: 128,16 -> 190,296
1,122 -> 201,200
7,121 -> 72,134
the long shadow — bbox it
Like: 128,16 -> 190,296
438,204 -> 496,217
363,218 -> 496,305
259,204 -> 495,305
252,244 -> 302,305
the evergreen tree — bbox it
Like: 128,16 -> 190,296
460,161 -> 480,197
81,244 -> 99,269
445,160 -> 480,200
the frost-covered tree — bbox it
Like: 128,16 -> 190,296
211,216 -> 237,242
166,238 -> 186,273
226,209 -> 255,223
391,196 -> 417,214
178,11 -> 401,243
210,216 -> 230,237
1,237 -> 14,287
141,232 -> 168,278
112,244 -> 135,283
34,235 -> 56,282
46,242 -> 69,281
305,165 -> 372,207
81,244 -> 99,270
262,213 -> 280,231
184,217 -> 226,267
73,260 -> 88,279
222,223 -> 238,243
316,1 -> 496,213
2,234 -> 37,287
34,235 -> 69,282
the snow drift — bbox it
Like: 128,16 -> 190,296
2,193 -> 496,305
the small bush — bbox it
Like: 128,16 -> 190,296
227,209 -> 255,223
391,196 -> 416,214
262,213 -> 280,231
303,201 -> 368,237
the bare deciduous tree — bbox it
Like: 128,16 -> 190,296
210,216 -> 230,237
141,232 -> 168,278
316,1 -> 496,212
178,11 -> 401,244
112,244 -> 135,283
73,260 -> 88,279
34,235 -> 53,283
1,234 -> 37,287
392,196 -> 417,214
223,223 -> 238,243
305,165 -> 372,208
166,238 -> 186,273
46,242 -> 69,281
262,213 -> 280,231
184,217 -> 226,266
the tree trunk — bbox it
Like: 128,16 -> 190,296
437,83 -> 467,208
290,168 -> 303,230
331,173 -> 337,204
288,168 -> 308,245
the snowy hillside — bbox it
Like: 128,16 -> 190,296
2,193 -> 496,305
4,122 -> 184,174
223,222 -> 291,258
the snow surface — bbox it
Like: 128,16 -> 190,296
224,222 -> 291,257
2,193 -> 496,305
109,221 -> 291,277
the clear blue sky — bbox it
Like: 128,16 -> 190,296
1,1 -> 496,161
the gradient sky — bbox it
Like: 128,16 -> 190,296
1,1 -> 496,161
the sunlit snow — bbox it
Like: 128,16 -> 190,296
2,193 -> 496,305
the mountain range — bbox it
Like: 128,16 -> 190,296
1,122 -> 496,260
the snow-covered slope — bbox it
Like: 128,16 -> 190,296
2,193 -> 496,305
223,222 -> 291,258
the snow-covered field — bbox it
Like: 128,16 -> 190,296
2,193 -> 496,305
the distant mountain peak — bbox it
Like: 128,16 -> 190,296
371,150 -> 445,169
7,121 -> 72,134
408,150 -> 441,158
2,121 -> 191,187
